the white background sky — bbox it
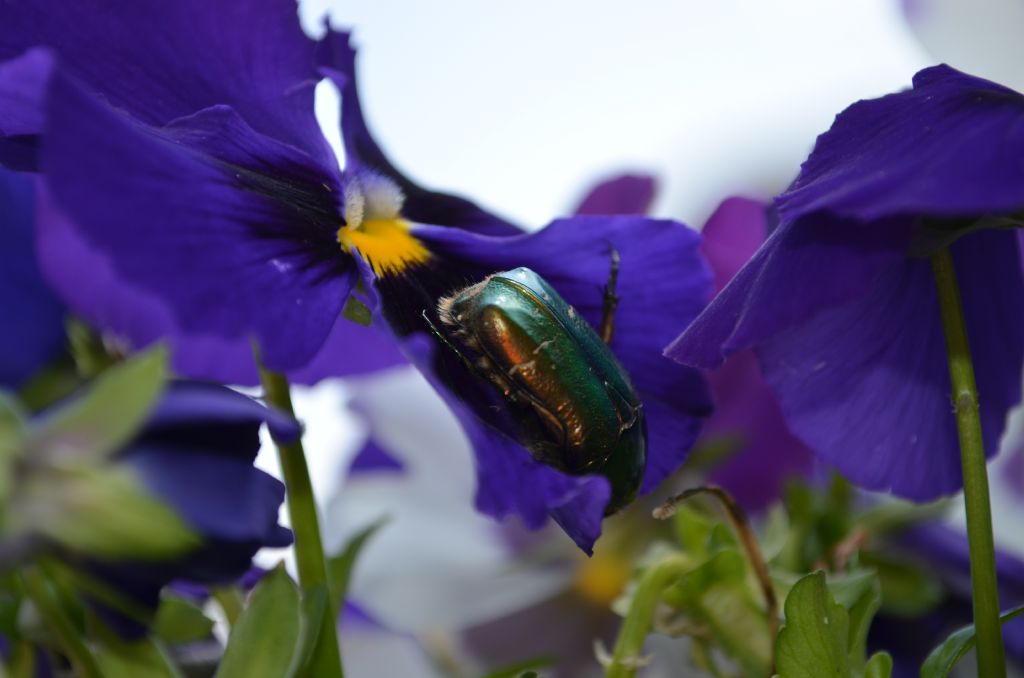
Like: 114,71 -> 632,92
299,0 -> 931,228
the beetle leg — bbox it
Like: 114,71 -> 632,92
600,245 -> 621,344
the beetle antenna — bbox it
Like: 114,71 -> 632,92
601,244 -> 621,344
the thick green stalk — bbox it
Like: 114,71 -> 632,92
931,248 -> 1006,677
605,555 -> 690,678
257,364 -> 344,678
21,568 -> 103,678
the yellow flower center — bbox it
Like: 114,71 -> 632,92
338,218 -> 431,277
337,172 -> 431,277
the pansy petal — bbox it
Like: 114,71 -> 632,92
414,215 -> 713,491
757,229 -> 1024,499
143,382 -> 301,449
291,316 -> 408,382
396,334 -> 611,554
573,174 -> 657,216
0,48 -> 54,170
125,444 -> 291,546
899,523 -> 1024,602
0,0 -> 335,171
696,197 -> 815,509
699,197 -> 771,293
778,65 -> 1024,222
315,28 -> 521,236
37,73 -> 354,381
666,214 -> 910,368
36,191 -> 262,384
0,167 -> 64,388
641,399 -> 705,495
705,351 -> 814,510
349,437 -> 405,474
73,382 -> 291,639
468,415 -> 611,554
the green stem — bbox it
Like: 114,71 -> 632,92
20,568 -> 103,678
257,362 -> 344,678
931,248 -> 1006,677
605,555 -> 690,678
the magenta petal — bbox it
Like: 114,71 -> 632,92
705,350 -> 814,510
37,73 -> 354,380
699,197 -> 771,293
573,174 -> 657,216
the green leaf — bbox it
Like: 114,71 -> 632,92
29,346 -> 168,464
0,393 -> 26,512
860,550 -> 943,617
771,567 -> 876,618
216,564 -> 301,678
672,504 -> 713,558
666,549 -> 745,605
66,316 -> 119,379
18,466 -> 200,560
845,578 -> 881,670
286,584 -> 328,677
327,518 -> 388,613
824,569 -> 877,611
920,604 -> 1024,678
863,651 -> 892,678
152,593 -> 214,644
46,561 -> 154,628
342,297 -> 373,327
699,585 -> 773,676
776,571 -> 851,678
478,657 -> 554,678
93,630 -> 182,678
15,358 -> 84,413
0,393 -> 26,451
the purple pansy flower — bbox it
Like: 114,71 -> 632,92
0,166 -> 65,389
667,65 -> 1024,500
0,3 -> 713,551
75,381 -> 295,637
0,0 -> 387,385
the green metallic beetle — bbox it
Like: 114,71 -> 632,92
433,264 -> 646,514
